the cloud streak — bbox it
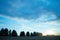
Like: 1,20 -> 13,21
0,14 -> 60,35
0,0 -> 60,20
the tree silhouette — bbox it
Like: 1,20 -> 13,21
20,31 -> 25,36
37,33 -> 42,36
0,28 -> 43,37
4,28 -> 8,36
31,32 -> 33,36
9,30 -> 12,36
0,31 -> 1,36
26,32 -> 30,36
11,30 -> 17,36
39,33 -> 42,36
30,32 -> 42,36
0,28 -> 5,36
33,32 -> 37,36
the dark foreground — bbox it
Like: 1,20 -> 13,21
0,36 -> 60,40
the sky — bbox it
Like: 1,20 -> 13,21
0,0 -> 60,35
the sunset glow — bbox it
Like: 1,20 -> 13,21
43,30 -> 55,36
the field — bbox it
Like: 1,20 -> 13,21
0,36 -> 60,40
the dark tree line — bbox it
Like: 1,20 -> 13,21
0,28 -> 17,36
0,28 -> 42,37
20,31 -> 42,37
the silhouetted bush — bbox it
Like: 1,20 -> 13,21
9,30 -> 12,36
11,30 -> 17,36
0,31 -> 1,35
37,33 -> 42,36
4,28 -> 8,36
31,32 -> 33,36
0,28 -> 43,37
30,32 -> 42,36
26,32 -> 30,36
0,28 -> 5,36
30,32 -> 37,36
20,31 -> 25,36
0,28 -> 18,36
33,32 -> 37,36
0,28 -> 9,36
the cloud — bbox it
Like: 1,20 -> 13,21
0,14 -> 60,35
0,0 -> 60,35
0,0 -> 60,20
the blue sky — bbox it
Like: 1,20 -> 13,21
0,0 -> 60,35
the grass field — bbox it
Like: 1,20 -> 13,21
0,36 -> 60,40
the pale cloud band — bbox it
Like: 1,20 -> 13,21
0,13 -> 60,35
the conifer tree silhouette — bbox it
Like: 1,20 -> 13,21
33,32 -> 37,36
26,32 -> 30,36
0,28 -> 43,37
0,31 -> 1,36
0,28 -> 5,36
4,28 -> 8,36
9,30 -> 12,36
37,33 -> 42,36
20,31 -> 25,36
31,32 -> 33,36
11,30 -> 17,36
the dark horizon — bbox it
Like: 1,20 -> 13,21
0,28 -> 60,40
0,28 -> 60,36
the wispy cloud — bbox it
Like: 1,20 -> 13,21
0,14 -> 60,35
0,0 -> 60,35
0,0 -> 60,20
